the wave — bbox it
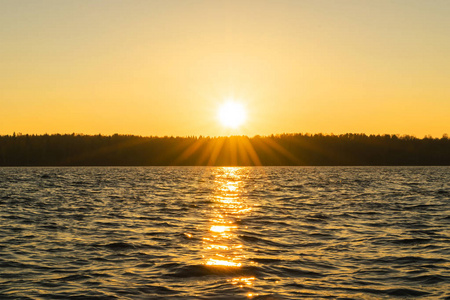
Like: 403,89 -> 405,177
1,166 -> 448,299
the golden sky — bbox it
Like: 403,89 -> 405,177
1,0 -> 449,137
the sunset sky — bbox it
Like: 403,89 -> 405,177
1,0 -> 449,137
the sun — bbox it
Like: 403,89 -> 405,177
218,100 -> 247,129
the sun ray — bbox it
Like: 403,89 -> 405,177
236,137 -> 251,166
173,137 -> 206,165
229,137 -> 238,166
207,138 -> 226,166
238,137 -> 262,166
261,137 -> 301,165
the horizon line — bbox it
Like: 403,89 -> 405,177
2,132 -> 448,140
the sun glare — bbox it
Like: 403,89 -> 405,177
218,101 -> 246,129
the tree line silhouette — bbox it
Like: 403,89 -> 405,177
0,133 -> 449,166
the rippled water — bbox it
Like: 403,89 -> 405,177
0,167 -> 449,299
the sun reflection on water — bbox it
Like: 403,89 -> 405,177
228,276 -> 256,287
202,167 -> 255,291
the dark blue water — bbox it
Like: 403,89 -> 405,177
0,167 -> 449,299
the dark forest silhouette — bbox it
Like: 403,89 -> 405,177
0,133 -> 449,166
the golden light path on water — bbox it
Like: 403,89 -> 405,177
202,167 -> 256,297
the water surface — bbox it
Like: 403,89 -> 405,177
0,167 -> 449,299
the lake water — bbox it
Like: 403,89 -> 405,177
0,167 -> 449,299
